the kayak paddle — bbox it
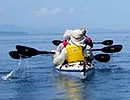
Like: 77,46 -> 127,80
15,44 -> 122,57
52,40 -> 113,46
9,51 -> 31,59
92,45 -> 123,53
94,54 -> 110,62
16,45 -> 55,57
9,50 -> 110,62
52,40 -> 62,46
93,40 -> 113,45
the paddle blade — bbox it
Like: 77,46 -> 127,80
102,45 -> 123,53
16,45 -> 55,57
52,40 -> 62,46
102,40 -> 113,45
9,51 -> 20,59
9,51 -> 31,59
94,54 -> 110,62
16,45 -> 39,56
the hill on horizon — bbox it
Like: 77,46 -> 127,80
0,25 -> 39,34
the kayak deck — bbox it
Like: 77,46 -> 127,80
55,62 -> 95,79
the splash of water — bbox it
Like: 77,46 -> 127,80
1,58 -> 28,80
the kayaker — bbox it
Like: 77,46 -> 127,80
63,28 -> 93,48
53,29 -> 94,66
56,29 -> 73,53
81,27 -> 93,48
56,27 -> 93,53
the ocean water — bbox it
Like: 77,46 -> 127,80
0,32 -> 130,100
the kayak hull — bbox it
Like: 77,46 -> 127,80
55,62 -> 94,79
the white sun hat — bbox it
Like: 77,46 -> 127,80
70,29 -> 84,46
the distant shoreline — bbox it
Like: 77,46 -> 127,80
0,31 -> 28,35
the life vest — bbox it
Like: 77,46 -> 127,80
66,44 -> 85,63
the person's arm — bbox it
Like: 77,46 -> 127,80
84,36 -> 93,48
83,45 -> 94,60
53,48 -> 67,66
56,43 -> 64,53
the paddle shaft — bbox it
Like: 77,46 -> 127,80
37,51 -> 55,54
52,40 -> 113,46
9,50 -> 110,62
16,44 -> 122,57
93,42 -> 102,44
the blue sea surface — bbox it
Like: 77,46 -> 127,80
0,31 -> 130,100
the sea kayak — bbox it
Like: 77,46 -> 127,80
55,62 -> 94,79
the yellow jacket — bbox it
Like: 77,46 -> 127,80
66,44 -> 85,63
53,44 -> 93,66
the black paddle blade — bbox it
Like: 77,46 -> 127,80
16,45 -> 55,57
52,40 -> 62,46
9,51 -> 31,59
9,51 -> 20,59
94,54 -> 110,62
16,45 -> 40,56
102,40 -> 113,45
102,45 -> 123,53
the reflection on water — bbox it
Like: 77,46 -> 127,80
54,73 -> 91,100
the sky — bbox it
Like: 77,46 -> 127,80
0,0 -> 130,32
